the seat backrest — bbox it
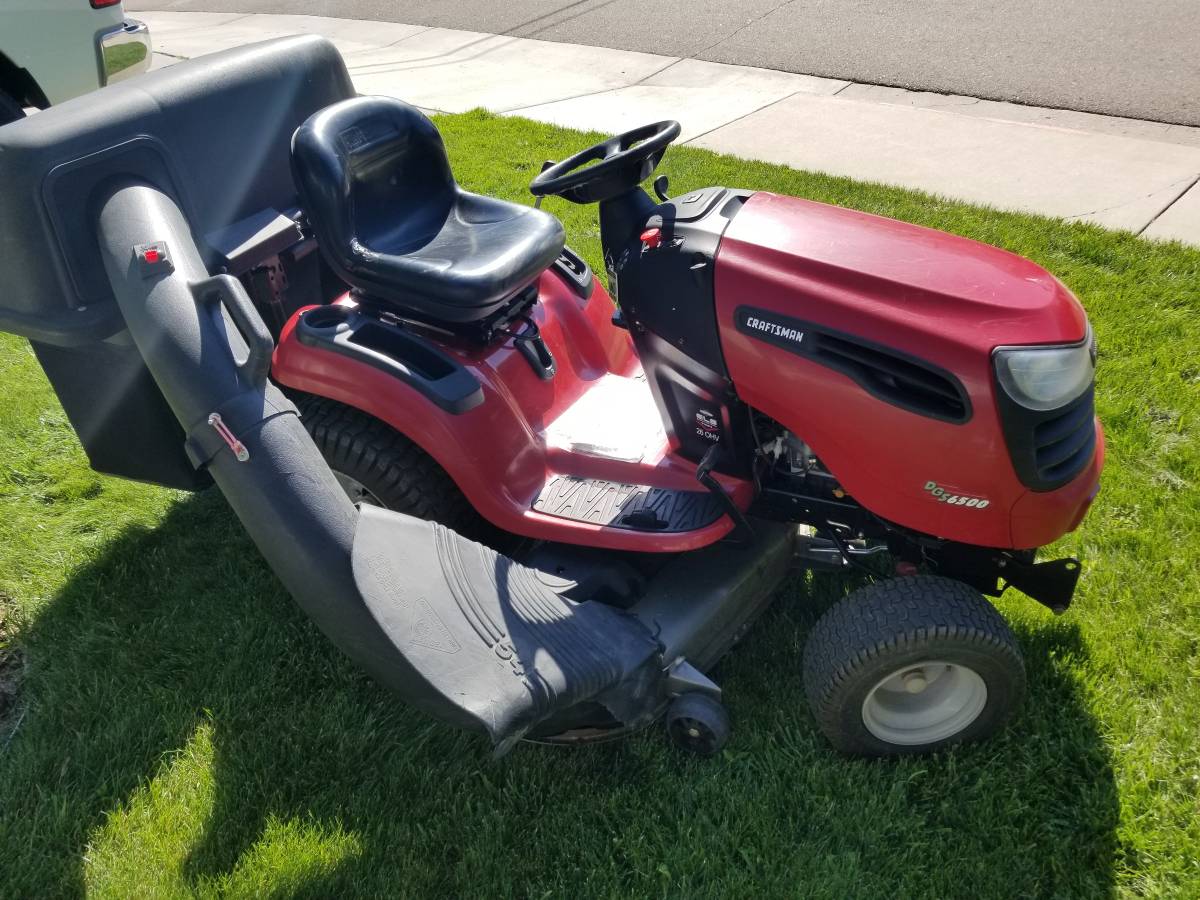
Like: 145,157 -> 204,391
292,97 -> 458,272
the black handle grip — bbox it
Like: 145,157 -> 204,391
192,274 -> 273,386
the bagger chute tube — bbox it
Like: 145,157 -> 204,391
0,37 -> 1103,757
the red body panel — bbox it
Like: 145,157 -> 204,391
272,269 -> 752,552
276,192 -> 1102,553
715,192 -> 1102,549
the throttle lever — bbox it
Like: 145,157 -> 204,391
533,159 -> 555,208
653,175 -> 670,202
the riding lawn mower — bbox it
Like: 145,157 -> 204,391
0,37 -> 1103,757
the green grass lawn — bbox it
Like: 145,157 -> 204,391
1,109 -> 1199,898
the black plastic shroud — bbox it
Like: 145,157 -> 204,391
600,186 -> 755,476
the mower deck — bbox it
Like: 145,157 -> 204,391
355,502 -> 799,751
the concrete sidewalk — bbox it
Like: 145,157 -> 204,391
141,11 -> 1200,247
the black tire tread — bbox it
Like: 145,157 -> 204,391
0,90 -> 26,127
296,394 -> 479,534
802,575 -> 1025,755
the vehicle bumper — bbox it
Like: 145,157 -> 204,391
1009,419 -> 1105,549
100,19 -> 152,86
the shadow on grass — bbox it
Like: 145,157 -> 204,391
0,491 -> 1119,898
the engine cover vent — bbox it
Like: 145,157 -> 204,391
734,305 -> 971,424
809,332 -> 970,423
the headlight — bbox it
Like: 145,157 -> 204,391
993,329 -> 1094,411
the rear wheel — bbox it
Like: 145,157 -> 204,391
296,395 -> 482,536
802,575 -> 1025,756
0,91 -> 26,127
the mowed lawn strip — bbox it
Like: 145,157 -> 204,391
0,109 -> 1198,899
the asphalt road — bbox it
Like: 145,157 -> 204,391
128,0 -> 1200,126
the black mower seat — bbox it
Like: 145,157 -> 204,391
292,96 -> 565,324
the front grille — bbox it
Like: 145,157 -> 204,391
997,384 -> 1096,491
1033,398 -> 1097,484
811,333 -> 970,423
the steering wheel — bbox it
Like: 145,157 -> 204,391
529,120 -> 681,204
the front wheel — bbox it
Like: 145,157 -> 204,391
802,575 -> 1025,756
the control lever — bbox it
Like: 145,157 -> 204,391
696,444 -> 755,544
653,175 -> 671,202
503,316 -> 556,381
533,160 -> 555,208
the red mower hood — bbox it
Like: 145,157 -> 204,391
714,192 -> 1100,550
719,191 -> 1088,350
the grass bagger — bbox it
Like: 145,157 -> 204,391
0,38 -> 1104,757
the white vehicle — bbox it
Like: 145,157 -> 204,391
0,0 -> 150,126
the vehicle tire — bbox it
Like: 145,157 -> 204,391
802,575 -> 1025,756
0,91 -> 26,127
665,692 -> 730,756
296,395 -> 482,536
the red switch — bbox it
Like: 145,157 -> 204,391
136,242 -> 173,278
639,227 -> 662,250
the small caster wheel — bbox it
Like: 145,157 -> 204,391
665,693 -> 730,756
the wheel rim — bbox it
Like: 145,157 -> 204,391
333,471 -> 383,507
861,660 -> 987,746
669,717 -> 716,753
